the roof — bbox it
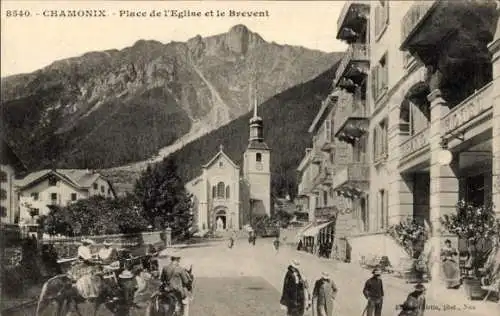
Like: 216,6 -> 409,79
308,91 -> 339,134
1,139 -> 27,172
15,169 -> 108,190
202,146 -> 239,169
301,221 -> 334,237
247,141 -> 270,150
297,149 -> 312,172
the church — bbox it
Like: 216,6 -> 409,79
185,102 -> 271,233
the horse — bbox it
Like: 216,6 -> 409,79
146,265 -> 194,316
35,268 -> 150,316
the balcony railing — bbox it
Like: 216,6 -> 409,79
315,206 -> 337,219
334,44 -> 370,86
331,163 -> 369,190
441,82 -> 494,135
334,102 -> 369,137
400,127 -> 430,158
313,167 -> 333,187
337,1 -> 369,40
401,1 -> 437,47
311,147 -> 324,164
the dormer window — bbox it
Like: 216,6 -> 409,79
256,153 -> 262,162
219,161 -> 223,168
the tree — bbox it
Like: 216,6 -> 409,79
38,195 -> 149,236
440,200 -> 500,277
135,157 -> 194,239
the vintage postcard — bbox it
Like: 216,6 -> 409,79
1,0 -> 500,315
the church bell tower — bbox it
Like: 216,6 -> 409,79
243,91 -> 271,217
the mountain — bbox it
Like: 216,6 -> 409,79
1,25 -> 340,171
102,62 -> 341,198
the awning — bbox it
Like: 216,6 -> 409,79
296,222 -> 314,239
302,221 -> 334,237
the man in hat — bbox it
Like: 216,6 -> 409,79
399,283 -> 426,316
280,259 -> 310,316
118,268 -> 140,309
362,268 -> 384,316
161,255 -> 192,315
160,255 -> 177,287
312,271 -> 337,316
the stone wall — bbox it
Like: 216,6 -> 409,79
43,231 -> 165,259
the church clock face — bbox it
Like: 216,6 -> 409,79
256,162 -> 263,170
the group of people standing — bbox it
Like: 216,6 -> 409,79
279,262 -> 426,316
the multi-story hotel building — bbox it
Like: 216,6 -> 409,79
297,0 -> 500,272
296,0 -> 372,259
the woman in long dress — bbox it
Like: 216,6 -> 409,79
440,239 -> 460,288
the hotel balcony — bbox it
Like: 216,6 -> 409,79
314,125 -> 335,153
331,163 -> 369,199
441,81 -> 494,142
400,1 -> 499,69
298,181 -> 313,197
334,44 -> 370,93
333,98 -> 369,145
311,147 -> 324,165
313,167 -> 333,188
315,206 -> 338,219
337,1 -> 370,43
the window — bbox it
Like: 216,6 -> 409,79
0,170 -> 7,182
371,53 -> 388,102
0,206 -> 7,217
361,195 -> 369,232
51,193 -> 57,200
93,183 -> 98,190
373,119 -> 388,161
101,185 -> 105,193
0,188 -> 6,200
31,192 -> 39,201
71,193 -> 77,201
108,188 -> 111,195
374,0 -> 389,40
256,153 -> 262,162
379,189 -> 388,229
212,186 -> 216,198
29,208 -> 39,217
323,191 -> 328,206
219,161 -> 223,168
48,176 -> 57,186
216,182 -> 225,199
226,186 -> 230,199
325,121 -> 332,141
353,136 -> 367,163
466,174 -> 485,207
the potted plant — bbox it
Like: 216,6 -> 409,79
440,200 -> 499,299
388,218 -> 429,280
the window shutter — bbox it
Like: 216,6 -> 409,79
371,66 -> 378,101
374,5 -> 380,36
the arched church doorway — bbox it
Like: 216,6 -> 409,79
214,209 -> 227,231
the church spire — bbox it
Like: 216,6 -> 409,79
249,85 -> 264,143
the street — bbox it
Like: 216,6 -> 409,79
7,238 -> 499,315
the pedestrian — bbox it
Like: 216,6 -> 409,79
274,237 -> 280,254
399,283 -> 426,316
362,268 -> 384,316
280,259 -> 310,316
312,271 -> 337,316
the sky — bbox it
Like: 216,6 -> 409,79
1,1 -> 348,77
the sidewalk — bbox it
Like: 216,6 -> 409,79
271,244 -> 499,316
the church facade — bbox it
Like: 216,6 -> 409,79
186,104 -> 271,232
